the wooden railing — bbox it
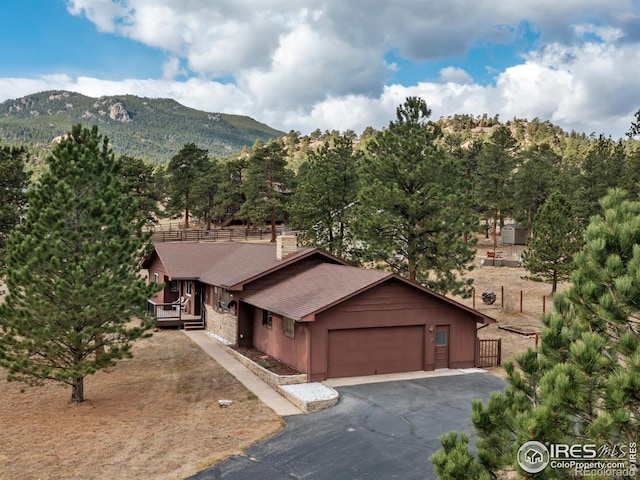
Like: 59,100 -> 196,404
147,300 -> 181,321
150,228 -> 274,243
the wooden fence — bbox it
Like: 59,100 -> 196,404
150,228 -> 274,243
476,338 -> 502,367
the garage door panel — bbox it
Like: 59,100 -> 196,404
328,326 -> 424,378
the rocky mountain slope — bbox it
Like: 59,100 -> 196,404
0,91 -> 284,163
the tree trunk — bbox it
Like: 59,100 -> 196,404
184,189 -> 190,230
206,190 -> 212,230
270,206 -> 276,243
71,377 -> 84,404
492,212 -> 498,254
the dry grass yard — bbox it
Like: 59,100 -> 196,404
0,233 -> 566,479
0,329 -> 283,480
452,235 -> 569,378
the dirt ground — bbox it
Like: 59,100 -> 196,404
451,235 -> 568,378
0,233 -> 565,479
0,329 -> 283,480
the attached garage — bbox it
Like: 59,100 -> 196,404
327,326 -> 425,378
242,263 -> 495,382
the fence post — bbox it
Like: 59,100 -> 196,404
475,337 -> 479,366
543,295 -> 546,314
520,290 -> 523,313
501,285 -> 504,308
472,287 -> 475,309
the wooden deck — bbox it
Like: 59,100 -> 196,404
147,300 -> 204,329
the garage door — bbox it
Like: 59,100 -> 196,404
327,326 -> 425,378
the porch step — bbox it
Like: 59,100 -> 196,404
183,320 -> 205,331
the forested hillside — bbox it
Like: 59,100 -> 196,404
3,94 -> 640,295
0,91 -> 284,163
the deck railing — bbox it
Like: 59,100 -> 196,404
147,300 -> 181,320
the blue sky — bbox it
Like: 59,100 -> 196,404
1,0 -> 639,138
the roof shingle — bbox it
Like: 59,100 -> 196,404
147,242 -> 314,287
242,263 -> 392,320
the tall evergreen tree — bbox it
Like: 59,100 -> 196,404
119,155 -> 164,225
238,139 -> 291,242
354,97 -> 476,295
522,191 -> 584,294
0,125 -> 161,404
166,143 -> 209,229
627,108 -> 640,138
217,156 -> 247,227
191,157 -> 223,230
432,189 -> 640,479
473,126 -> 518,251
571,135 -> 625,226
512,143 -> 562,229
0,144 -> 30,270
289,133 -> 361,259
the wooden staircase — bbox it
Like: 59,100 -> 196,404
183,318 -> 205,330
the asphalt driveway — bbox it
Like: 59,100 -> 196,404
189,372 -> 505,480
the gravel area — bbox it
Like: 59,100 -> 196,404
281,382 -> 338,402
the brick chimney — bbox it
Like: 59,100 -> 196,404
276,232 -> 297,260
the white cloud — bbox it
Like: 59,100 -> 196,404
1,0 -> 637,140
439,67 -> 474,85
162,57 -> 186,80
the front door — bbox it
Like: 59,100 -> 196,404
194,282 -> 203,316
434,325 -> 450,369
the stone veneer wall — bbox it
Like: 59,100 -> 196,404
205,305 -> 237,345
225,347 -> 308,385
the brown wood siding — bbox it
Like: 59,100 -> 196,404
307,280 -> 479,381
146,256 -> 169,303
251,309 -> 309,373
327,326 -> 424,378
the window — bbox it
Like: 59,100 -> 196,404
283,317 -> 295,338
153,273 -> 159,283
435,331 -> 447,346
185,281 -> 193,296
262,310 -> 273,328
170,280 -> 178,293
215,287 -> 231,312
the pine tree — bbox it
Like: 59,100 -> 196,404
119,155 -> 164,225
289,133 -> 361,259
354,97 -> 476,295
191,157 -> 223,230
522,191 -> 583,294
512,143 -> 562,229
166,143 -> 209,229
238,139 -> 291,242
473,126 -> 518,252
0,125 -> 161,404
0,145 -> 30,270
431,189 -> 640,479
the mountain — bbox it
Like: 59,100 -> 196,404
0,91 -> 285,163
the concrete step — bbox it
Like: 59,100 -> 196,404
183,321 -> 205,330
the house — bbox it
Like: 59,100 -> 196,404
142,234 -> 496,381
